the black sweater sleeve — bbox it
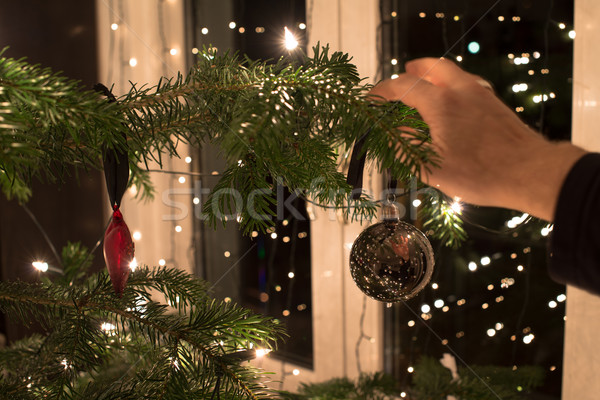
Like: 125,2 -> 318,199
548,153 -> 600,294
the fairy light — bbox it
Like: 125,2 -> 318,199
201,27 -> 209,35
224,251 -> 231,258
184,156 -> 192,163
548,300 -> 558,308
132,231 -> 142,241
419,12 -> 426,18
255,27 -> 265,33
541,224 -> 554,236
407,366 -> 414,373
391,74 -> 399,79
178,176 -> 186,184
450,200 -> 462,214
512,83 -> 528,93
239,27 -> 245,33
229,21 -> 236,29
292,368 -> 300,376
480,256 -> 491,266
456,55 -> 463,62
558,22 -> 566,29
434,299 -> 444,308
299,22 -> 306,29
129,257 -> 138,271
175,225 -> 182,233
487,328 -> 496,337
32,261 -> 49,272
284,27 -> 298,50
255,348 -> 271,358
270,232 -> 278,239
129,57 -> 138,67
421,304 -> 431,313
169,48 -> 178,56
288,272 -> 295,279
101,322 -> 116,333
557,294 -> 566,302
412,199 -> 422,207
498,16 -> 505,21
158,259 -> 166,266
523,333 -> 535,344
495,322 -> 504,330
468,261 -> 478,271
111,23 -> 119,31
569,30 -> 576,39
408,320 -> 415,327
431,282 -> 439,289
391,58 -> 398,65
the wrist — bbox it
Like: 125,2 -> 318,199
512,140 -> 586,221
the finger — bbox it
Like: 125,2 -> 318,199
405,57 -> 481,88
368,73 -> 439,111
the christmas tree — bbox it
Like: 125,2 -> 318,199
0,43 -> 465,398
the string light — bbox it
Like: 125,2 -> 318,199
298,23 -> 306,30
468,261 -> 478,271
255,348 -> 271,358
568,30 -> 576,39
224,251 -> 231,258
487,328 -> 496,337
468,41 -> 480,54
407,366 -> 414,373
32,261 -> 49,272
129,257 -> 138,271
239,27 -> 245,33
284,27 -> 298,50
169,48 -> 178,56
288,272 -> 295,278
229,21 -> 236,29
523,333 -> 535,344
480,256 -> 491,266
557,294 -> 566,302
558,22 -> 566,29
498,16 -> 505,21
548,300 -> 558,309
201,27 -> 209,35
111,23 -> 119,31
434,299 -> 444,308
132,231 -> 142,241
292,368 -> 300,376
175,225 -> 182,233
158,259 -> 166,266
178,176 -> 186,184
421,304 -> 431,313
129,57 -> 138,67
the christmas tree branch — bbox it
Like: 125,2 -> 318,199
0,44 -> 466,244
0,266 -> 284,399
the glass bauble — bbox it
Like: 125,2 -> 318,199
350,219 -> 434,302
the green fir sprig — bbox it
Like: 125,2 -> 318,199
0,244 -> 284,399
0,45 -> 464,245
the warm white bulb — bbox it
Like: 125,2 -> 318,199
480,256 -> 491,266
170,48 -> 178,56
201,27 -> 209,35
175,225 -> 182,233
132,231 -> 142,241
184,156 -> 192,164
111,23 -> 119,31
288,272 -> 295,279
284,27 -> 298,50
129,57 -> 138,67
158,259 -> 166,266
255,348 -> 271,358
178,176 -> 186,184
32,261 -> 49,272
292,368 -> 300,376
298,22 -> 306,30
229,21 -> 236,29
129,257 -> 138,271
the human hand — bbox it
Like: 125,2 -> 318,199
369,58 -> 586,221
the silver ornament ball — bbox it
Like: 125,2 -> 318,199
349,219 -> 435,302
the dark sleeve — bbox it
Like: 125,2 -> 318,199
548,153 -> 600,294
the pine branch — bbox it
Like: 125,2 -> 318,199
0,266 -> 284,399
0,44 -> 467,245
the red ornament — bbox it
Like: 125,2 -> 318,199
103,207 -> 135,296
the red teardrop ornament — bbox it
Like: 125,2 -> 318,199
103,208 -> 135,296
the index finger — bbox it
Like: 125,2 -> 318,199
368,73 -> 438,111
406,57 -> 482,88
